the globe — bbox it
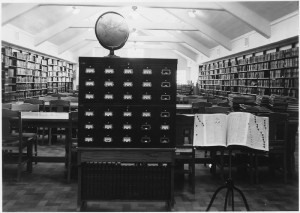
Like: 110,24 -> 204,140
95,12 -> 129,56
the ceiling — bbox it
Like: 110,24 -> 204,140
2,1 -> 299,62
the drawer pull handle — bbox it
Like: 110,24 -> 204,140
104,137 -> 112,143
84,137 -> 93,142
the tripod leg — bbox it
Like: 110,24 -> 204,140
233,186 -> 250,211
231,188 -> 234,211
224,188 -> 230,211
206,186 -> 226,211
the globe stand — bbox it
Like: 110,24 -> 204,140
105,49 -> 119,58
206,150 -> 250,211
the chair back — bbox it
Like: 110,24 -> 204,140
11,103 -> 39,112
39,96 -> 59,101
257,113 -> 288,153
69,111 -> 78,138
2,103 -> 12,109
205,106 -> 231,114
50,93 -> 67,98
192,102 -> 212,113
2,109 -> 21,138
217,102 -> 230,107
49,100 -> 71,112
24,99 -> 45,111
188,98 -> 207,104
61,96 -> 78,103
176,114 -> 195,146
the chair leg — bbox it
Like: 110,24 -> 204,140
283,152 -> 287,183
48,128 -> 52,145
34,137 -> 38,164
42,127 -> 45,145
27,140 -> 33,173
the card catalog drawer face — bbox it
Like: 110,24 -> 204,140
142,69 -> 152,75
104,68 -> 114,74
85,68 -> 95,74
104,80 -> 114,87
85,80 -> 95,87
123,68 -> 133,75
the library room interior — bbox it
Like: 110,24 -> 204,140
1,1 -> 299,212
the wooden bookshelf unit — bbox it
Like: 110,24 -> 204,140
1,42 -> 76,102
198,37 -> 299,99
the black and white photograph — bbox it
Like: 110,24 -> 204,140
1,0 -> 299,211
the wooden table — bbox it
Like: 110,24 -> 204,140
21,112 -> 69,163
176,104 -> 192,110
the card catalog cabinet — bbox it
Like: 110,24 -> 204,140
78,57 -> 177,148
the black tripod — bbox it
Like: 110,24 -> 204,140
206,150 -> 250,211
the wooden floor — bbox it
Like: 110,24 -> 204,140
2,143 -> 299,212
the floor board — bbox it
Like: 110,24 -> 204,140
2,143 -> 299,212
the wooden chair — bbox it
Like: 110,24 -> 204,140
217,102 -> 230,107
254,113 -> 289,183
191,102 -> 212,113
11,103 -> 39,162
48,100 -> 71,145
2,109 -> 33,181
2,103 -> 12,109
175,114 -> 196,193
205,106 -> 231,114
67,111 -> 78,183
24,99 -> 47,144
11,103 -> 39,112
24,98 -> 45,111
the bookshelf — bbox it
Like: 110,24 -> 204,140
198,37 -> 299,99
1,43 -> 76,102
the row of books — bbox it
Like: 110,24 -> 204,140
4,85 -> 14,92
270,47 -> 298,60
16,76 -> 34,83
46,77 -> 71,82
270,58 -> 298,69
16,68 -> 32,75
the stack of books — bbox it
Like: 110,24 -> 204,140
228,94 -> 256,108
256,95 -> 270,106
286,97 -> 298,121
269,95 -> 288,111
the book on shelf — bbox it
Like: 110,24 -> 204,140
193,112 -> 269,151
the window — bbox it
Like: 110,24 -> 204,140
177,70 -> 187,84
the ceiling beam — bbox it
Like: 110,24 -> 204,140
167,31 -> 210,57
216,2 -> 271,38
58,31 -> 93,54
163,43 -> 198,62
77,42 -> 98,57
2,3 -> 39,26
70,22 -> 198,31
86,36 -> 182,43
40,2 -> 224,10
34,7 -> 101,47
165,9 -> 232,51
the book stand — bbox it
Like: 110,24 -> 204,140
206,149 -> 250,211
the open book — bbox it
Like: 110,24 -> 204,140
193,112 -> 269,151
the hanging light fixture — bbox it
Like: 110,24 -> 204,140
72,6 -> 80,15
188,9 -> 196,18
131,28 -> 138,37
129,6 -> 139,19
